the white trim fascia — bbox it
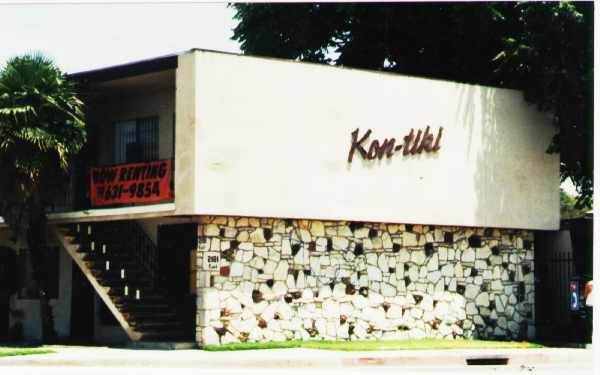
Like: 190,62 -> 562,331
47,203 -> 176,223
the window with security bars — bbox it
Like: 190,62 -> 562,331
114,117 -> 159,164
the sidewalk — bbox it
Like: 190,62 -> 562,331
0,346 -> 593,368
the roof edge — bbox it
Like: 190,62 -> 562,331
68,47 -> 523,94
68,53 -> 178,83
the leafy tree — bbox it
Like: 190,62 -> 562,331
493,2 -> 593,208
560,189 -> 591,219
0,53 -> 86,342
231,2 -> 593,206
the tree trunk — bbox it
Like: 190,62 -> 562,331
27,207 -> 57,344
2,181 -> 59,343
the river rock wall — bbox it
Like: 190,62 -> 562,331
195,216 -> 535,346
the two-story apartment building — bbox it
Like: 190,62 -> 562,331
0,49 -> 558,345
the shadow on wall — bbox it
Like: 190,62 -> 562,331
456,84 -> 551,229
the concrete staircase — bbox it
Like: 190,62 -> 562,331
52,221 -> 191,342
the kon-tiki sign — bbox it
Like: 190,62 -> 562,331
347,126 -> 443,163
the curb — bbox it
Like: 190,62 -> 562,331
124,342 -> 198,350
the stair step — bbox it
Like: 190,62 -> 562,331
111,295 -> 170,304
56,222 -> 189,343
92,272 -> 150,284
66,244 -> 82,252
138,330 -> 191,341
92,267 -> 147,277
124,311 -> 178,321
96,277 -> 154,287
88,267 -> 135,277
107,283 -> 166,292
81,253 -> 136,263
57,227 -> 77,236
107,287 -> 163,299
86,247 -> 129,256
78,241 -> 128,250
129,320 -> 184,329
80,249 -> 131,257
62,235 -> 78,243
85,259 -> 140,267
116,303 -> 174,313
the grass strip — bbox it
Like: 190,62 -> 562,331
301,338 -> 545,351
204,340 -> 302,351
0,347 -> 55,357
204,338 -> 545,352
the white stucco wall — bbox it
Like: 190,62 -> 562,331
174,52 -> 198,214
176,50 -> 559,230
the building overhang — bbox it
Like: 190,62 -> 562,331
46,203 -> 177,224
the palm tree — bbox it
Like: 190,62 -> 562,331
0,53 -> 86,342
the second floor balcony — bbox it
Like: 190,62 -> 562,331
48,55 -> 177,217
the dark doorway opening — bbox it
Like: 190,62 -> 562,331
70,262 -> 95,342
157,224 -> 197,335
535,231 -> 580,342
0,290 -> 8,341
0,247 -> 17,341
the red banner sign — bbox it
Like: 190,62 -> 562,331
90,159 -> 172,207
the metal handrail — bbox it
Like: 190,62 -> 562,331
89,220 -> 160,289
125,220 -> 160,287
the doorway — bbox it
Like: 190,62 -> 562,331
157,224 -> 197,334
0,247 -> 17,341
70,261 -> 95,342
535,231 -> 577,341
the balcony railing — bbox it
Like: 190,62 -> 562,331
48,158 -> 174,213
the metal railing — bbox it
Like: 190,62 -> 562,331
536,250 -> 576,340
89,220 -> 160,288
48,158 -> 175,213
120,220 -> 160,287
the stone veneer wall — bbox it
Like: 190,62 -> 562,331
195,216 -> 535,346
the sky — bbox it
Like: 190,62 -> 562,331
0,2 -> 241,73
